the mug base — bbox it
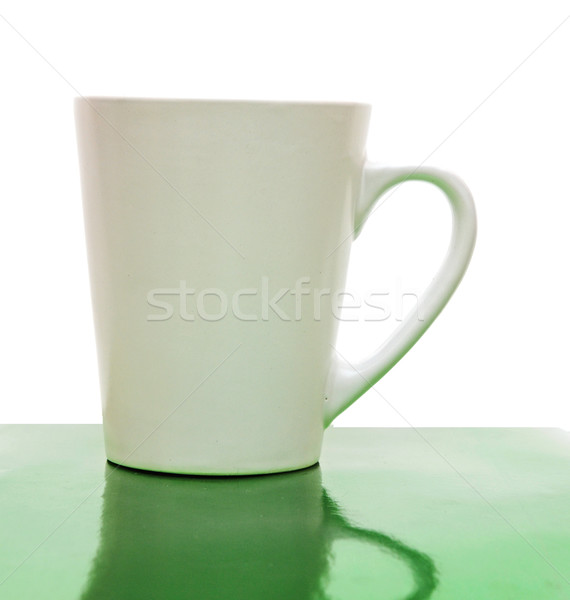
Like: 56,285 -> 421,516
105,456 -> 321,477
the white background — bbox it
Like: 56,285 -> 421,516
1,1 -> 569,427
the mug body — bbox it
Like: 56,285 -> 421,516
75,98 -> 370,474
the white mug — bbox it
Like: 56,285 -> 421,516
75,98 -> 476,475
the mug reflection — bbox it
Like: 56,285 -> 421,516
80,464 -> 436,599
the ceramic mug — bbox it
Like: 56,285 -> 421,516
75,98 -> 476,475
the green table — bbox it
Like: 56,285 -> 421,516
1,426 -> 569,599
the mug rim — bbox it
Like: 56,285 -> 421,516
75,96 -> 370,110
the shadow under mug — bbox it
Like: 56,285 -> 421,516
75,98 -> 476,474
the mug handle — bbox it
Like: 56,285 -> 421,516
324,164 -> 477,427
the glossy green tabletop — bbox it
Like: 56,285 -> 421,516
0,427 -> 569,599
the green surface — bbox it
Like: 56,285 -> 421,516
0,427 -> 569,599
